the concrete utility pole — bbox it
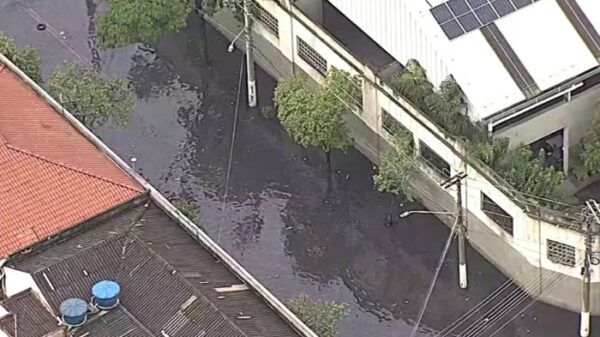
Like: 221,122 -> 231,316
442,172 -> 468,289
580,199 -> 600,337
243,0 -> 257,107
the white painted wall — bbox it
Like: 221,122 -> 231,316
3,268 -> 46,300
255,0 -> 594,283
496,84 -> 600,160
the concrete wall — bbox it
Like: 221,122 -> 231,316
215,0 -> 596,312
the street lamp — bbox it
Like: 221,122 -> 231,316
227,28 -> 246,53
399,210 -> 454,218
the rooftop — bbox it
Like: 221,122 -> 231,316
0,289 -> 59,337
4,199 -> 302,337
0,62 -> 144,257
327,0 -> 600,120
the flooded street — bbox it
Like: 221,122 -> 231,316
0,1 -> 591,336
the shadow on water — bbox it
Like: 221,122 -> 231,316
1,1 -> 589,335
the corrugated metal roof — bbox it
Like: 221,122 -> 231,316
0,289 -> 60,337
9,201 -> 302,337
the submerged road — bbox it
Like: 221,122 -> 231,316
0,1 -> 593,336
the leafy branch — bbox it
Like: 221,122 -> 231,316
286,294 -> 348,337
0,31 -> 42,82
373,124 -> 417,201
389,59 -> 564,205
47,63 -> 134,129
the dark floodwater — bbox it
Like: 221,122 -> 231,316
0,1 -> 592,336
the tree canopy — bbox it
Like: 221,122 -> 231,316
274,71 -> 352,155
286,294 -> 348,337
574,107 -> 600,180
0,31 -> 42,82
470,138 -> 564,201
97,0 -> 193,48
373,126 -> 417,201
47,63 -> 134,129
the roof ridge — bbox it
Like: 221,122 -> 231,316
6,144 -> 143,194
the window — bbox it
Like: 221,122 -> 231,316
419,141 -> 451,179
481,193 -> 513,235
297,38 -> 327,75
547,239 -> 576,267
382,109 -> 402,135
253,1 -> 279,37
382,109 -> 414,149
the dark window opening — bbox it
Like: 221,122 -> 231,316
419,141 -> 451,179
528,128 -> 564,171
481,192 -> 514,235
382,109 -> 414,148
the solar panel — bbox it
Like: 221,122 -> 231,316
492,0 -> 516,16
441,20 -> 465,39
447,0 -> 470,16
431,4 -> 454,24
474,4 -> 499,24
458,12 -> 481,32
430,0 -> 537,40
511,0 -> 534,9
467,0 -> 488,8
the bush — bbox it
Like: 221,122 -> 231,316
0,31 -> 42,82
574,108 -> 600,180
286,294 -> 348,337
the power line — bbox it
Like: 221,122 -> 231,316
217,53 -> 245,243
409,217 -> 459,337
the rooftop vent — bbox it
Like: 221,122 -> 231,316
91,280 -> 120,310
59,298 -> 88,327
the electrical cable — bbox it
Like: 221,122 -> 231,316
217,53 -> 245,243
441,258 -> 581,337
409,217 -> 460,337
463,265 -> 575,337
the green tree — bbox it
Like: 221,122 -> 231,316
274,71 -> 351,168
47,63 -> 134,129
173,198 -> 199,222
471,138 -> 564,201
390,59 -> 434,112
286,294 -> 348,337
0,31 -> 42,82
97,0 -> 193,48
373,127 -> 416,201
575,107 -> 600,179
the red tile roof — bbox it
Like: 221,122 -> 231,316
0,63 -> 144,258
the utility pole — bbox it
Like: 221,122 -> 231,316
243,0 -> 257,107
442,172 -> 468,289
580,199 -> 600,337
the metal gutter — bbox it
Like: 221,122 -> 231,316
0,53 -> 318,337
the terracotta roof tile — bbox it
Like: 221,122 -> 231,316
0,61 -> 144,257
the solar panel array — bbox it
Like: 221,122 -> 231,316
430,0 -> 541,40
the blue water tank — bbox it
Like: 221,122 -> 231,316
92,280 -> 121,309
59,298 -> 88,327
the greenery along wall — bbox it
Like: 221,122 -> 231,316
386,59 -> 564,206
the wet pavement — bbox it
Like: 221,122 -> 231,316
0,1 -> 593,336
